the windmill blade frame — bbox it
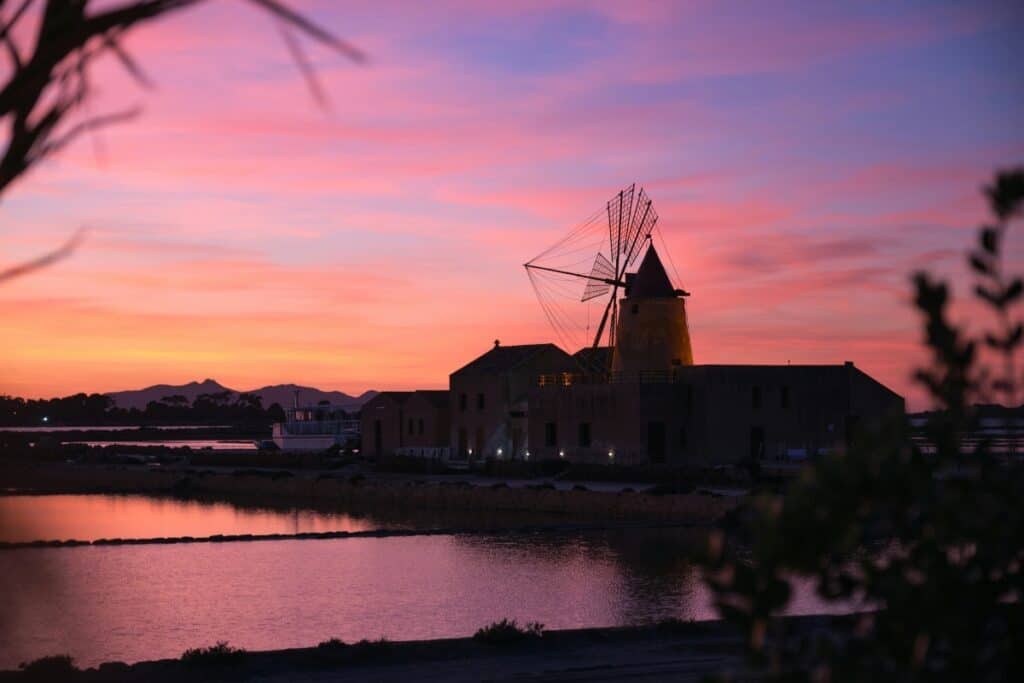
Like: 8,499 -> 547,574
524,183 -> 664,375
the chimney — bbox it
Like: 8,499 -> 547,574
494,339 -> 501,348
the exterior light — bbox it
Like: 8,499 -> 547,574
525,450 -> 530,460
559,449 -> 565,459
468,448 -> 473,455
42,416 -> 48,423
497,448 -> 503,458
608,449 -> 615,460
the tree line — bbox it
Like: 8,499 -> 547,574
0,392 -> 287,426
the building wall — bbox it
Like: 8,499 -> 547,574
401,393 -> 450,448
613,297 -> 693,373
527,363 -> 904,466
449,346 -> 576,460
359,393 -> 406,458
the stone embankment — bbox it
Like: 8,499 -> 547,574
1,462 -> 736,524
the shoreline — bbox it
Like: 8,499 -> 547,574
0,461 -> 738,525
0,518 -> 706,550
0,617 -> 848,682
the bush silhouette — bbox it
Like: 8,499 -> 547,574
474,619 -> 545,644
181,641 -> 246,669
700,169 -> 1024,681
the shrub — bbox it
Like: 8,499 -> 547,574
19,655 -> 77,681
316,637 -> 347,651
700,169 -> 1024,681
181,641 -> 247,668
473,618 -> 545,644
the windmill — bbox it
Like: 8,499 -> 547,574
525,183 -> 681,374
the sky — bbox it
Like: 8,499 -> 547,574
1,0 -> 1022,409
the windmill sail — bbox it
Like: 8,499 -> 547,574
582,253 -> 614,302
524,183 -> 671,372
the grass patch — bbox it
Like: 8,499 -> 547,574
19,655 -> 77,680
473,618 -> 545,644
181,641 -> 247,668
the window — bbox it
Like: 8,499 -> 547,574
408,418 -> 414,435
544,422 -> 557,447
578,422 -> 591,447
477,393 -> 485,410
752,385 -> 761,410
418,418 -> 424,435
781,386 -> 791,409
459,393 -> 467,411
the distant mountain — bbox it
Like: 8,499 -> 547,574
106,379 -> 230,410
249,384 -> 378,411
106,379 -> 377,411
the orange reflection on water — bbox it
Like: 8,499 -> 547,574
0,494 -> 376,543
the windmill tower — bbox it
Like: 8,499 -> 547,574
524,183 -> 693,376
613,243 -> 693,374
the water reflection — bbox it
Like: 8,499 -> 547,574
63,439 -> 256,450
0,494 -> 379,543
0,496 -> 857,670
0,494 -> 611,543
0,528 -> 853,669
453,528 -> 709,625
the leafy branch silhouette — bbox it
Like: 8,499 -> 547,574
0,0 -> 364,283
700,167 -> 1023,682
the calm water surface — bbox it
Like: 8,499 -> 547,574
0,496 -> 854,669
0,425 -> 231,432
0,495 -> 381,542
62,439 -> 257,450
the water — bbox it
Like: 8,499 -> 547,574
0,425 -> 232,433
0,496 -> 854,669
0,495 -> 379,543
62,439 -> 257,451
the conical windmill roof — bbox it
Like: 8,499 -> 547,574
629,244 -> 676,298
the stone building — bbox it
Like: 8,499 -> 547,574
360,390 -> 449,458
361,243 -> 903,467
525,244 -> 904,465
527,363 -> 904,465
449,341 -> 576,461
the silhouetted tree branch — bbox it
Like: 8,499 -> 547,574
0,0 -> 364,283
700,167 -> 1024,682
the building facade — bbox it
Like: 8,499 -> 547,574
527,363 -> 905,465
359,390 -> 450,458
449,341 -> 577,461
